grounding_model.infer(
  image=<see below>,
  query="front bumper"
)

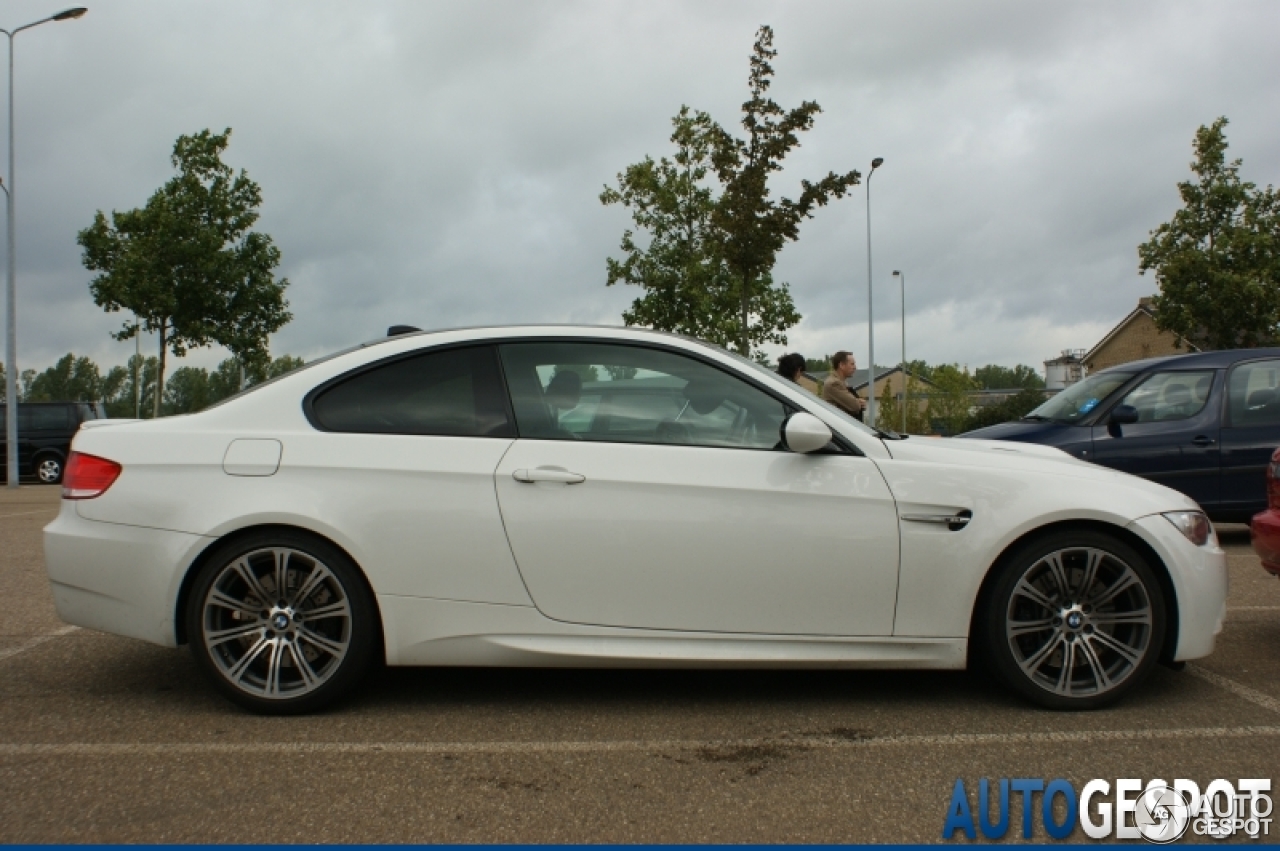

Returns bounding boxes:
[1127,513,1227,661]
[43,501,213,647]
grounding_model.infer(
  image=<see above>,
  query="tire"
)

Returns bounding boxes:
[185,530,379,715]
[34,454,64,485]
[981,530,1166,710]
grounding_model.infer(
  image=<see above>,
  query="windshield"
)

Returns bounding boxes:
[1026,371,1134,423]
[696,342,880,436]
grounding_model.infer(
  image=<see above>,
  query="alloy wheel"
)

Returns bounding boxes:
[200,547,353,699]
[1003,546,1154,699]
[36,457,62,484]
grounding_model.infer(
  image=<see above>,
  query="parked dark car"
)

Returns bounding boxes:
[958,349,1280,522]
[0,401,107,484]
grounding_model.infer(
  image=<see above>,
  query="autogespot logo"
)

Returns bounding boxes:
[942,777,1272,842]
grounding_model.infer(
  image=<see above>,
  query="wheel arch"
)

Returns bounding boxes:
[966,519,1179,667]
[173,523,385,651]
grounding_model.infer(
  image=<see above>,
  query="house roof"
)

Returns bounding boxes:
[813,366,936,392]
[1084,298,1199,364]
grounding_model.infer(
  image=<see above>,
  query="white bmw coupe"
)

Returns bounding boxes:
[45,326,1227,714]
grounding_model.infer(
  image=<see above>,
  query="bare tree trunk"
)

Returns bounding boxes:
[154,324,167,419]
[739,270,751,355]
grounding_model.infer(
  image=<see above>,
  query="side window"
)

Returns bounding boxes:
[1228,360,1280,428]
[25,406,73,431]
[1116,371,1214,423]
[498,342,787,450]
[311,345,513,437]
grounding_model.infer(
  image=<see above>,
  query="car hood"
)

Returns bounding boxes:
[957,419,1077,443]
[881,435,1199,513]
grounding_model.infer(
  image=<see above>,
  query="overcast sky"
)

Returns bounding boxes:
[5,0,1279,378]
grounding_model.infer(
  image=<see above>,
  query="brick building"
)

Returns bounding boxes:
[1083,297,1196,373]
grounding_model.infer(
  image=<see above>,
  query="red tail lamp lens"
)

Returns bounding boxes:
[62,452,122,499]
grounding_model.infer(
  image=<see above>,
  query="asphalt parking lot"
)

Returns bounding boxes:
[1,485,1277,843]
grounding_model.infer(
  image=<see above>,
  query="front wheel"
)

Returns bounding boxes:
[982,531,1166,710]
[185,531,379,714]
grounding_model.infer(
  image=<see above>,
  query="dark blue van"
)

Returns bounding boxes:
[958,349,1280,522]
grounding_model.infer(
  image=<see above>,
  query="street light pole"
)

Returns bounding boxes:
[2,7,88,488]
[893,269,905,434]
[864,157,883,430]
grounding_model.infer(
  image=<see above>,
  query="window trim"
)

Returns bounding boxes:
[301,342,518,438]
[493,336,859,455]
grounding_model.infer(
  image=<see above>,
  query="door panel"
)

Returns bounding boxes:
[496,440,899,635]
[491,340,901,636]
[1221,359,1280,517]
[1089,370,1221,508]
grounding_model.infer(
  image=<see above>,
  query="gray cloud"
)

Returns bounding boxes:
[5,0,1278,378]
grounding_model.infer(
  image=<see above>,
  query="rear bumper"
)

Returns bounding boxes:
[1128,513,1228,661]
[1250,510,1280,577]
[43,501,212,647]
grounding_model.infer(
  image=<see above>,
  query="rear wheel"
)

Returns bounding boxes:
[185,531,378,714]
[983,531,1166,710]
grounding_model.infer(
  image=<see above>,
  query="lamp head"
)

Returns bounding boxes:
[52,7,88,20]
[871,157,884,169]
[893,270,901,276]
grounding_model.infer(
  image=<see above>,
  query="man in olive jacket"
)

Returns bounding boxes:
[823,351,867,420]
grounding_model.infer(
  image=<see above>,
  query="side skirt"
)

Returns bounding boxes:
[379,595,966,669]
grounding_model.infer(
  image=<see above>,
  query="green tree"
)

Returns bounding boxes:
[974,363,1045,390]
[964,387,1048,432]
[875,376,932,435]
[163,366,212,415]
[24,354,104,402]
[707,26,861,355]
[601,108,737,344]
[1139,117,1280,349]
[927,364,979,436]
[102,355,159,418]
[77,128,292,417]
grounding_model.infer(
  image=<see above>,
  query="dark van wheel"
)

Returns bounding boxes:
[35,455,64,484]
[185,530,378,715]
[982,530,1166,710]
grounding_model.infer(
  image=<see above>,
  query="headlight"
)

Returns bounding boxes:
[1162,511,1212,546]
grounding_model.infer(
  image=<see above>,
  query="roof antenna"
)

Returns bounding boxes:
[387,325,421,336]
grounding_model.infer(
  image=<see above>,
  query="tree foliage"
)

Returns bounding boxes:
[708,26,861,355]
[964,387,1048,432]
[926,364,980,436]
[602,26,857,357]
[601,108,736,343]
[5,351,303,417]
[973,363,1044,390]
[1140,117,1280,350]
[77,128,291,416]
[874,375,932,435]
[21,354,104,403]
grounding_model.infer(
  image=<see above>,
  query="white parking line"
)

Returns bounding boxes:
[1,725,1278,758]
[1187,664,1280,715]
[0,625,79,663]
[0,508,58,520]
[1227,606,1280,611]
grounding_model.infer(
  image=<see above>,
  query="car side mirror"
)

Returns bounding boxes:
[782,412,833,454]
[1109,405,1139,426]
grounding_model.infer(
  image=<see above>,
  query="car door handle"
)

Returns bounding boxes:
[512,467,586,484]
[1190,435,1216,447]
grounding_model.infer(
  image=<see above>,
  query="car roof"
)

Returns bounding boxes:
[1098,347,1280,373]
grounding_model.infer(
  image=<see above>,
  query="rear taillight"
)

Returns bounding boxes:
[62,451,122,500]
[1269,449,1280,511]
